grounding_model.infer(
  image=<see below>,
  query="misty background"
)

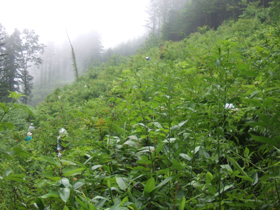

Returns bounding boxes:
[1,0,149,48]
[0,0,152,105]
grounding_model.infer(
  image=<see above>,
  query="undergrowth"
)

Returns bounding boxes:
[1,3,280,210]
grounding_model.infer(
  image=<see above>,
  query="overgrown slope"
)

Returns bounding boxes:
[1,3,280,209]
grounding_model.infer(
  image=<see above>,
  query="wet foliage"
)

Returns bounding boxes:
[1,2,280,209]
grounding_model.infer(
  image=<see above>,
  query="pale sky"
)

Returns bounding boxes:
[0,0,149,48]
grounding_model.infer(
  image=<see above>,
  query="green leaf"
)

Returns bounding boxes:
[244,147,249,157]
[41,190,59,199]
[250,91,260,98]
[123,140,138,148]
[63,168,86,176]
[120,196,128,207]
[152,143,164,158]
[61,159,77,166]
[127,187,135,201]
[4,177,26,182]
[179,196,186,210]
[92,195,109,201]
[250,134,279,146]
[237,175,254,182]
[109,207,128,210]
[178,120,188,127]
[171,120,188,130]
[272,111,280,124]
[259,172,280,181]
[35,198,45,210]
[214,184,234,197]
[73,180,86,190]
[59,188,70,203]
[179,153,192,161]
[202,149,210,158]
[5,169,13,177]
[4,174,26,182]
[91,165,103,171]
[128,203,138,210]
[8,174,25,178]
[220,164,232,172]
[75,196,88,209]
[63,205,69,210]
[46,177,61,181]
[144,177,155,198]
[153,122,162,128]
[61,178,70,188]
[252,172,258,186]
[20,104,35,117]
[0,102,8,112]
[194,146,200,154]
[8,91,25,100]
[154,176,174,190]
[185,203,193,210]
[40,156,61,167]
[89,203,97,210]
[206,172,213,184]
[242,98,262,107]
[107,180,113,202]
[114,124,125,136]
[214,59,220,67]
[228,157,253,182]
[116,177,127,190]
[128,135,138,140]
[246,121,267,127]
[163,138,176,143]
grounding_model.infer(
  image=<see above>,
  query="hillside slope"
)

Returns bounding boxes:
[1,3,280,209]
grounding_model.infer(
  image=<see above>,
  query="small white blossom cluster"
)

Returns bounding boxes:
[224,103,235,109]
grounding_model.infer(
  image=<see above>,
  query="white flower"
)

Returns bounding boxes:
[224,103,235,109]
[58,96,61,100]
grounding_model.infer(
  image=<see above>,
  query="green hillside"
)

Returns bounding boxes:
[1,2,280,209]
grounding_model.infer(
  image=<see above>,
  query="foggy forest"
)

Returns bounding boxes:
[1,0,280,209]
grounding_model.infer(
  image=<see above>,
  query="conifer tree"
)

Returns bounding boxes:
[145,0,188,38]
[0,28,44,103]
[145,0,161,36]
[18,29,44,104]
[4,29,22,96]
[0,24,9,102]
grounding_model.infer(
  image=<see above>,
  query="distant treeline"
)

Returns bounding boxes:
[161,0,273,41]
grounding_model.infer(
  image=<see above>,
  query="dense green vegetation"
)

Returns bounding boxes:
[1,1,280,209]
